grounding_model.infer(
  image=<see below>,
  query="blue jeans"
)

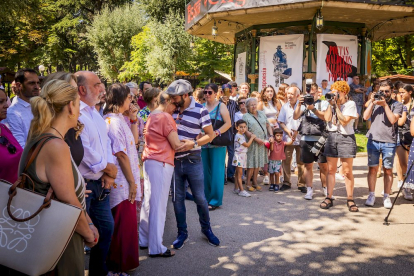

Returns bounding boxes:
[367,139,397,169]
[172,154,211,233]
[227,142,236,178]
[85,179,115,276]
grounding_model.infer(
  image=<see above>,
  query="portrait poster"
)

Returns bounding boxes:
[235,52,246,85]
[316,34,358,88]
[258,34,304,91]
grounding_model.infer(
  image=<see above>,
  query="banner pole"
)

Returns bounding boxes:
[307,14,316,73]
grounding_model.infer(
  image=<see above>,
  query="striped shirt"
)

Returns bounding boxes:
[221,99,239,132]
[173,96,212,158]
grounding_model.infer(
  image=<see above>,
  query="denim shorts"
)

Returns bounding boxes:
[324,132,357,158]
[367,139,397,169]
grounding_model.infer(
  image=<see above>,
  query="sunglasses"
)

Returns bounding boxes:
[0,136,17,154]
[175,113,184,125]
[204,90,214,95]
[99,188,111,201]
[238,101,246,105]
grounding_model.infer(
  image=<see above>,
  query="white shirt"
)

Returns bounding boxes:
[78,101,114,180]
[278,101,301,145]
[327,100,357,135]
[3,96,33,148]
[234,111,245,123]
[230,94,239,101]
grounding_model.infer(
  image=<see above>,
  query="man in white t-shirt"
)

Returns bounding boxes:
[278,87,305,191]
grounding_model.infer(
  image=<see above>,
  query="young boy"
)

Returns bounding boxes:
[233,119,256,197]
[269,128,294,192]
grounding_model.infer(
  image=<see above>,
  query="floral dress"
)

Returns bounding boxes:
[104,113,142,209]
[242,110,269,168]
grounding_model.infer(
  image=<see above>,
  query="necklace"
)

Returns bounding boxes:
[50,126,64,140]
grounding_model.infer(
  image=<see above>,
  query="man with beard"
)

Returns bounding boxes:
[165,79,220,250]
[363,79,403,209]
[76,71,117,275]
[95,83,107,116]
[4,69,40,147]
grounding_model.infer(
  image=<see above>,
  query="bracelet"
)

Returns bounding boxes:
[215,129,221,136]
[130,118,138,124]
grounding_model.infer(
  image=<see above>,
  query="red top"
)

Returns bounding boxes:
[269,141,286,161]
[142,112,177,166]
[138,97,146,110]
[0,123,23,183]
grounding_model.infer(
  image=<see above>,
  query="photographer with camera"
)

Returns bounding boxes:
[363,79,403,209]
[322,81,358,211]
[293,80,329,200]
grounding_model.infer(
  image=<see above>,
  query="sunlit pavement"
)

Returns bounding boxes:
[124,156,414,275]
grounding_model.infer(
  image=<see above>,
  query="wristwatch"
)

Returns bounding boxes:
[193,140,198,148]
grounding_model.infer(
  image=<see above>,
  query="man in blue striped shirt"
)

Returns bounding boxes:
[166,79,220,249]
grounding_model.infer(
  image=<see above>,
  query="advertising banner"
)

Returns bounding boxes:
[258,34,304,91]
[235,52,246,85]
[316,34,358,88]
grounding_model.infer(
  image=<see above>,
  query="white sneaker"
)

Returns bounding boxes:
[365,193,376,207]
[233,189,240,194]
[335,173,345,181]
[238,190,251,197]
[402,188,413,201]
[383,196,392,209]
[304,187,313,200]
[398,180,404,189]
[263,176,270,185]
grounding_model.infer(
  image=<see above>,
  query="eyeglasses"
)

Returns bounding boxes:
[238,101,246,105]
[99,188,111,201]
[0,136,17,154]
[379,90,390,93]
[204,90,214,95]
[175,113,184,125]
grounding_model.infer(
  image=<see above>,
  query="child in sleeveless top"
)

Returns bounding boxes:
[233,119,256,197]
[269,128,293,192]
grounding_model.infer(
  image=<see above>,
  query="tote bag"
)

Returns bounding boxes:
[0,135,82,276]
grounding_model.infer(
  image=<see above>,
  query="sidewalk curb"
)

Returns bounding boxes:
[356,152,367,157]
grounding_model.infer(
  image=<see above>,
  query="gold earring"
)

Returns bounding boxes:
[69,114,75,119]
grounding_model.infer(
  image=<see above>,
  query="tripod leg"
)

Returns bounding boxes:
[384,159,414,224]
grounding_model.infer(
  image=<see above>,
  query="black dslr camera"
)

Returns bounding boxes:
[325,92,338,101]
[374,91,385,101]
[303,94,315,105]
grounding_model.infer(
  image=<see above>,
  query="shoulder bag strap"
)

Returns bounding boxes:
[213,102,221,129]
[249,112,266,136]
[7,135,57,222]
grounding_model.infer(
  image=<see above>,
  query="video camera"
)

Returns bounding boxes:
[303,79,314,105]
[374,91,385,101]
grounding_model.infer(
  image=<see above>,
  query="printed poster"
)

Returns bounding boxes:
[259,34,304,91]
[235,52,246,85]
[316,34,358,88]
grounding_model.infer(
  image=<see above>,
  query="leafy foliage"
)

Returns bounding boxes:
[87,4,145,80]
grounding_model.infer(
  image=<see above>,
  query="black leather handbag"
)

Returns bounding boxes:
[210,102,233,146]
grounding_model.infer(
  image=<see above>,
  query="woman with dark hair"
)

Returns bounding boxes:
[201,83,231,210]
[103,83,141,273]
[395,84,414,200]
[0,88,23,183]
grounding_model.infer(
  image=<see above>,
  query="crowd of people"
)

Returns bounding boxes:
[0,68,413,275]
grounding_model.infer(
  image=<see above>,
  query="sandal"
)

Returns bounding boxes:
[149,249,175,258]
[347,200,359,212]
[253,185,262,192]
[320,197,334,209]
[208,205,218,211]
[246,186,256,192]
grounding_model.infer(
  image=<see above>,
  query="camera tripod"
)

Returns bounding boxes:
[384,159,414,225]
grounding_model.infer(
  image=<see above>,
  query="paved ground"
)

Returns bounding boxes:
[90,155,414,275]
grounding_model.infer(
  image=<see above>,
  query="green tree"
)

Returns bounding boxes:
[87,3,145,80]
